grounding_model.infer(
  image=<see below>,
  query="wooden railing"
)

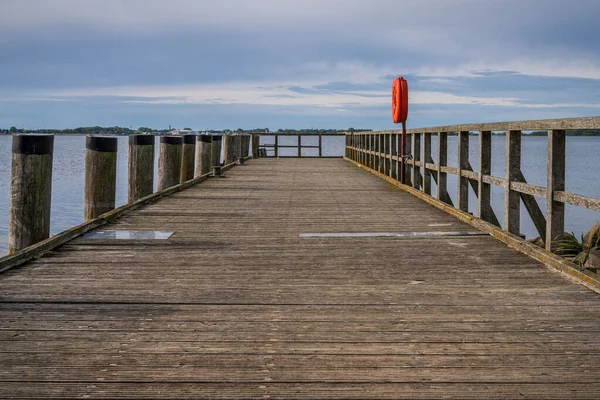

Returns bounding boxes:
[344,117,600,252]
[258,133,343,158]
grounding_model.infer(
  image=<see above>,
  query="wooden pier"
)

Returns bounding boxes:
[2,158,600,398]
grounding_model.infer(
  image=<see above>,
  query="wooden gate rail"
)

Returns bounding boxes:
[345,116,600,252]
[258,133,343,158]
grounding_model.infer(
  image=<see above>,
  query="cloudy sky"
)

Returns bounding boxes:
[1,0,600,130]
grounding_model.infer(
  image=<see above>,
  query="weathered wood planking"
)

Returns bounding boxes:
[1,158,600,399]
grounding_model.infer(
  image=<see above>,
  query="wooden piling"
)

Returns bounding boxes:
[84,136,118,222]
[223,136,236,165]
[252,135,260,158]
[8,134,54,254]
[180,135,196,182]
[211,135,222,167]
[195,135,213,177]
[128,135,155,203]
[157,136,183,191]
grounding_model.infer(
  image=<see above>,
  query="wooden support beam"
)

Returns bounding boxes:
[515,170,547,240]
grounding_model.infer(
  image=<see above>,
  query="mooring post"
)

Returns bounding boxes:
[8,135,54,254]
[180,135,196,182]
[234,135,242,161]
[252,134,260,158]
[223,135,236,165]
[195,135,213,177]
[243,135,251,158]
[128,134,155,203]
[84,135,118,222]
[158,136,183,191]
[211,135,222,168]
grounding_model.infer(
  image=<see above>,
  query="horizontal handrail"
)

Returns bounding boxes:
[356,116,600,134]
[344,117,600,262]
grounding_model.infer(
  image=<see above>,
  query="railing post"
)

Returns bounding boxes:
[378,134,384,174]
[158,136,183,191]
[128,134,155,203]
[211,135,222,167]
[437,132,450,204]
[546,129,566,250]
[274,134,279,158]
[362,134,367,166]
[391,133,398,180]
[85,136,118,222]
[412,133,421,189]
[458,131,469,212]
[318,135,323,158]
[298,135,302,157]
[195,135,213,177]
[478,131,493,222]
[386,133,394,178]
[423,133,432,195]
[404,133,412,185]
[180,135,196,182]
[8,135,54,254]
[505,130,521,235]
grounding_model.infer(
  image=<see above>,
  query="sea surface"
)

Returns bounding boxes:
[0,134,598,256]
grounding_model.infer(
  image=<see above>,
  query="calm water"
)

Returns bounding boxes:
[0,135,598,256]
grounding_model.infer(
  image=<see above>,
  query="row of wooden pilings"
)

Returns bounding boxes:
[8,133,260,255]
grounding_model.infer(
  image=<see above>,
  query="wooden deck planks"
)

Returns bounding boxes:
[1,158,600,398]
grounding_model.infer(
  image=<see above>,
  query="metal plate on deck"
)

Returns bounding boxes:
[300,231,488,238]
[83,230,174,240]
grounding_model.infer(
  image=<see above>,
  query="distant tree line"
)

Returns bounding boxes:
[0,126,170,135]
[0,126,374,135]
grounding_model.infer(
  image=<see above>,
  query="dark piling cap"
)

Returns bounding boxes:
[160,136,183,145]
[199,135,213,143]
[129,135,154,146]
[212,135,223,141]
[86,136,118,152]
[182,135,197,144]
[12,134,54,155]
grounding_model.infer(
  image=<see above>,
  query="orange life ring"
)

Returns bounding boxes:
[392,77,408,124]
